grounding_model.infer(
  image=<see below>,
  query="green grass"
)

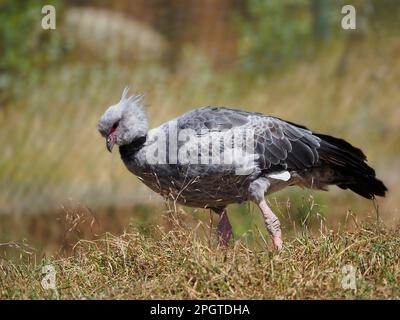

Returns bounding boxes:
[1,210,399,299]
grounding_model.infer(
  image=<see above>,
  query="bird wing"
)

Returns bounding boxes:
[177,106,250,132]
[250,116,321,172]
[175,106,321,173]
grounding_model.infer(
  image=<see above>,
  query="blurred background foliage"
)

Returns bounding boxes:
[0,1,64,95]
[2,0,399,80]
[0,0,399,255]
[237,0,315,72]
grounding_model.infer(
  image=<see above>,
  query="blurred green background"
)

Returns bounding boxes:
[0,0,399,255]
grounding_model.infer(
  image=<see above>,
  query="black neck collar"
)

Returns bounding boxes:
[119,135,147,158]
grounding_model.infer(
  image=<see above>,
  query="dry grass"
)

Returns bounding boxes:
[1,209,399,300]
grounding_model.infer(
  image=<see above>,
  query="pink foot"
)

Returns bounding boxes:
[272,235,283,251]
[258,200,284,251]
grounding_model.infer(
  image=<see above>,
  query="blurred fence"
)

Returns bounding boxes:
[1,1,399,216]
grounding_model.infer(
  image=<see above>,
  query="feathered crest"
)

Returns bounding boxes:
[120,86,145,106]
[121,86,130,101]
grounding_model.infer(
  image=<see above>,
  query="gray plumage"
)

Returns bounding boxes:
[98,88,387,248]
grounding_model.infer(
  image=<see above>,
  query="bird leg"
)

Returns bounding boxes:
[217,209,232,246]
[258,200,283,250]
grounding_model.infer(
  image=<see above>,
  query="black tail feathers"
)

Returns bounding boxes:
[315,133,387,199]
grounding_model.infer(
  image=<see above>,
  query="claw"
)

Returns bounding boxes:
[272,235,283,251]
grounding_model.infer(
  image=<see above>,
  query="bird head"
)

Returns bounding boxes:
[97,87,148,152]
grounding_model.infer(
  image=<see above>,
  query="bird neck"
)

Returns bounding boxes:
[119,135,147,159]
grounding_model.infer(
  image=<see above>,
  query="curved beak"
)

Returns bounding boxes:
[106,134,116,152]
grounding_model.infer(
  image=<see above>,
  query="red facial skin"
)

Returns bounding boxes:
[106,125,118,152]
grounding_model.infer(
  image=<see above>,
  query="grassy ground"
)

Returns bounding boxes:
[1,209,399,299]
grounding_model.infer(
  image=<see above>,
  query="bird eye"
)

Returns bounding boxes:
[112,122,119,129]
[109,121,119,134]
